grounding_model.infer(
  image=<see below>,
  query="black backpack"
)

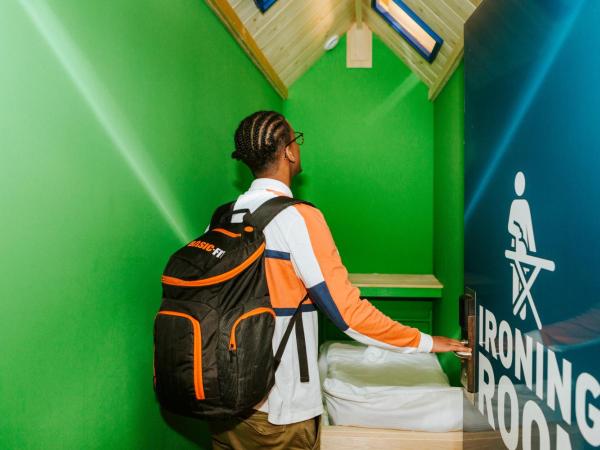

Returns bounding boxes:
[154,196,312,418]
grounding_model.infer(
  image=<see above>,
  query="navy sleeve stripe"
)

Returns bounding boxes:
[273,304,317,316]
[265,250,291,260]
[308,281,349,331]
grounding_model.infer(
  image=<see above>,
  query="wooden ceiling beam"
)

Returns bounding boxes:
[206,0,288,99]
[428,34,463,101]
[355,0,363,28]
[279,2,354,84]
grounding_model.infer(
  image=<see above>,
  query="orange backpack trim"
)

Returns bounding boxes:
[161,243,266,287]
[156,311,205,400]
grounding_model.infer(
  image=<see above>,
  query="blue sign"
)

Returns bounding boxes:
[465,0,600,448]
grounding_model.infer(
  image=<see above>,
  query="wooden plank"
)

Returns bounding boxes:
[281,43,324,87]
[239,0,295,37]
[280,3,354,85]
[355,0,363,27]
[349,273,443,289]
[428,42,463,101]
[359,286,442,298]
[463,430,505,450]
[442,0,476,21]
[273,0,351,75]
[322,426,462,450]
[280,5,352,86]
[425,0,465,31]
[206,0,288,99]
[347,22,373,68]
[260,0,345,62]
[232,0,262,24]
[252,0,312,40]
[427,0,484,100]
[403,0,461,44]
[468,0,485,7]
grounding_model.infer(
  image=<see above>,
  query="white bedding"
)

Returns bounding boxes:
[319,341,463,432]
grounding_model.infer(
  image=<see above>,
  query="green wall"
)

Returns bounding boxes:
[284,35,434,274]
[0,1,281,448]
[432,64,465,385]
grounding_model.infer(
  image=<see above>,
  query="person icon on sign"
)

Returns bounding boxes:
[508,172,536,318]
[508,172,536,254]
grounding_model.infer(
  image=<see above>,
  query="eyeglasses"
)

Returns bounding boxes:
[284,131,304,147]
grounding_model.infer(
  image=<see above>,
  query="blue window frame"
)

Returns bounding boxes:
[372,0,443,63]
[254,0,277,13]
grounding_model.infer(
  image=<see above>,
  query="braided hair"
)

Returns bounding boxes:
[232,111,291,175]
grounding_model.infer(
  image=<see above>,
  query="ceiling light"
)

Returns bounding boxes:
[372,0,443,63]
[324,34,340,51]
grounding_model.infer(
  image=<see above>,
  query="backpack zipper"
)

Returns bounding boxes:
[161,243,265,287]
[212,228,241,238]
[229,308,276,351]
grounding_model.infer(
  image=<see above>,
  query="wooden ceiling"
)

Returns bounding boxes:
[206,0,483,100]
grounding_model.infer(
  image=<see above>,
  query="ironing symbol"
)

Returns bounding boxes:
[505,172,555,330]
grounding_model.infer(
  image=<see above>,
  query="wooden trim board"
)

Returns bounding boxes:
[349,273,443,289]
[205,0,288,99]
[428,37,464,100]
[347,22,373,68]
[348,273,443,298]
[322,426,462,450]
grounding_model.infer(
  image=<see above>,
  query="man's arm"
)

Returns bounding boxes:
[285,204,432,353]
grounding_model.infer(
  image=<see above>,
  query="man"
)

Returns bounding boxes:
[208,111,470,450]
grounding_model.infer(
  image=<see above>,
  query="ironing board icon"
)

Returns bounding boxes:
[505,172,555,330]
[504,250,555,330]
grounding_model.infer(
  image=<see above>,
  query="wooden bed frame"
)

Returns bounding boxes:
[321,426,503,450]
[321,426,462,450]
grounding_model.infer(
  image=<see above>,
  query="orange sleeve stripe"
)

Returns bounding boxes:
[265,258,311,309]
[294,204,421,348]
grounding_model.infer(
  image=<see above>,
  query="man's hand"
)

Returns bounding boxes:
[431,336,471,354]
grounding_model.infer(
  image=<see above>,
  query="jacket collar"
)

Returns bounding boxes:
[248,178,293,198]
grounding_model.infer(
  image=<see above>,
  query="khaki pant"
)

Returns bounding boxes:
[208,410,321,450]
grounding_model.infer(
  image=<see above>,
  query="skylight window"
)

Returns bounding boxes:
[254,0,277,13]
[372,0,443,63]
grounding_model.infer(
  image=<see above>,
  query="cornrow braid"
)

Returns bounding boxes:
[232,111,291,174]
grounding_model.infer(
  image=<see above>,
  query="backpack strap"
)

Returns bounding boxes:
[252,196,313,383]
[210,202,253,229]
[273,294,311,383]
[209,202,235,229]
[248,196,314,231]
[294,303,310,383]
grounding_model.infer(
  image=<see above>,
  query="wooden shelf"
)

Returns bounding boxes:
[349,273,443,298]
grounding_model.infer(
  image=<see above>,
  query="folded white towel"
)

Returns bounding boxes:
[363,345,386,363]
[319,341,463,432]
